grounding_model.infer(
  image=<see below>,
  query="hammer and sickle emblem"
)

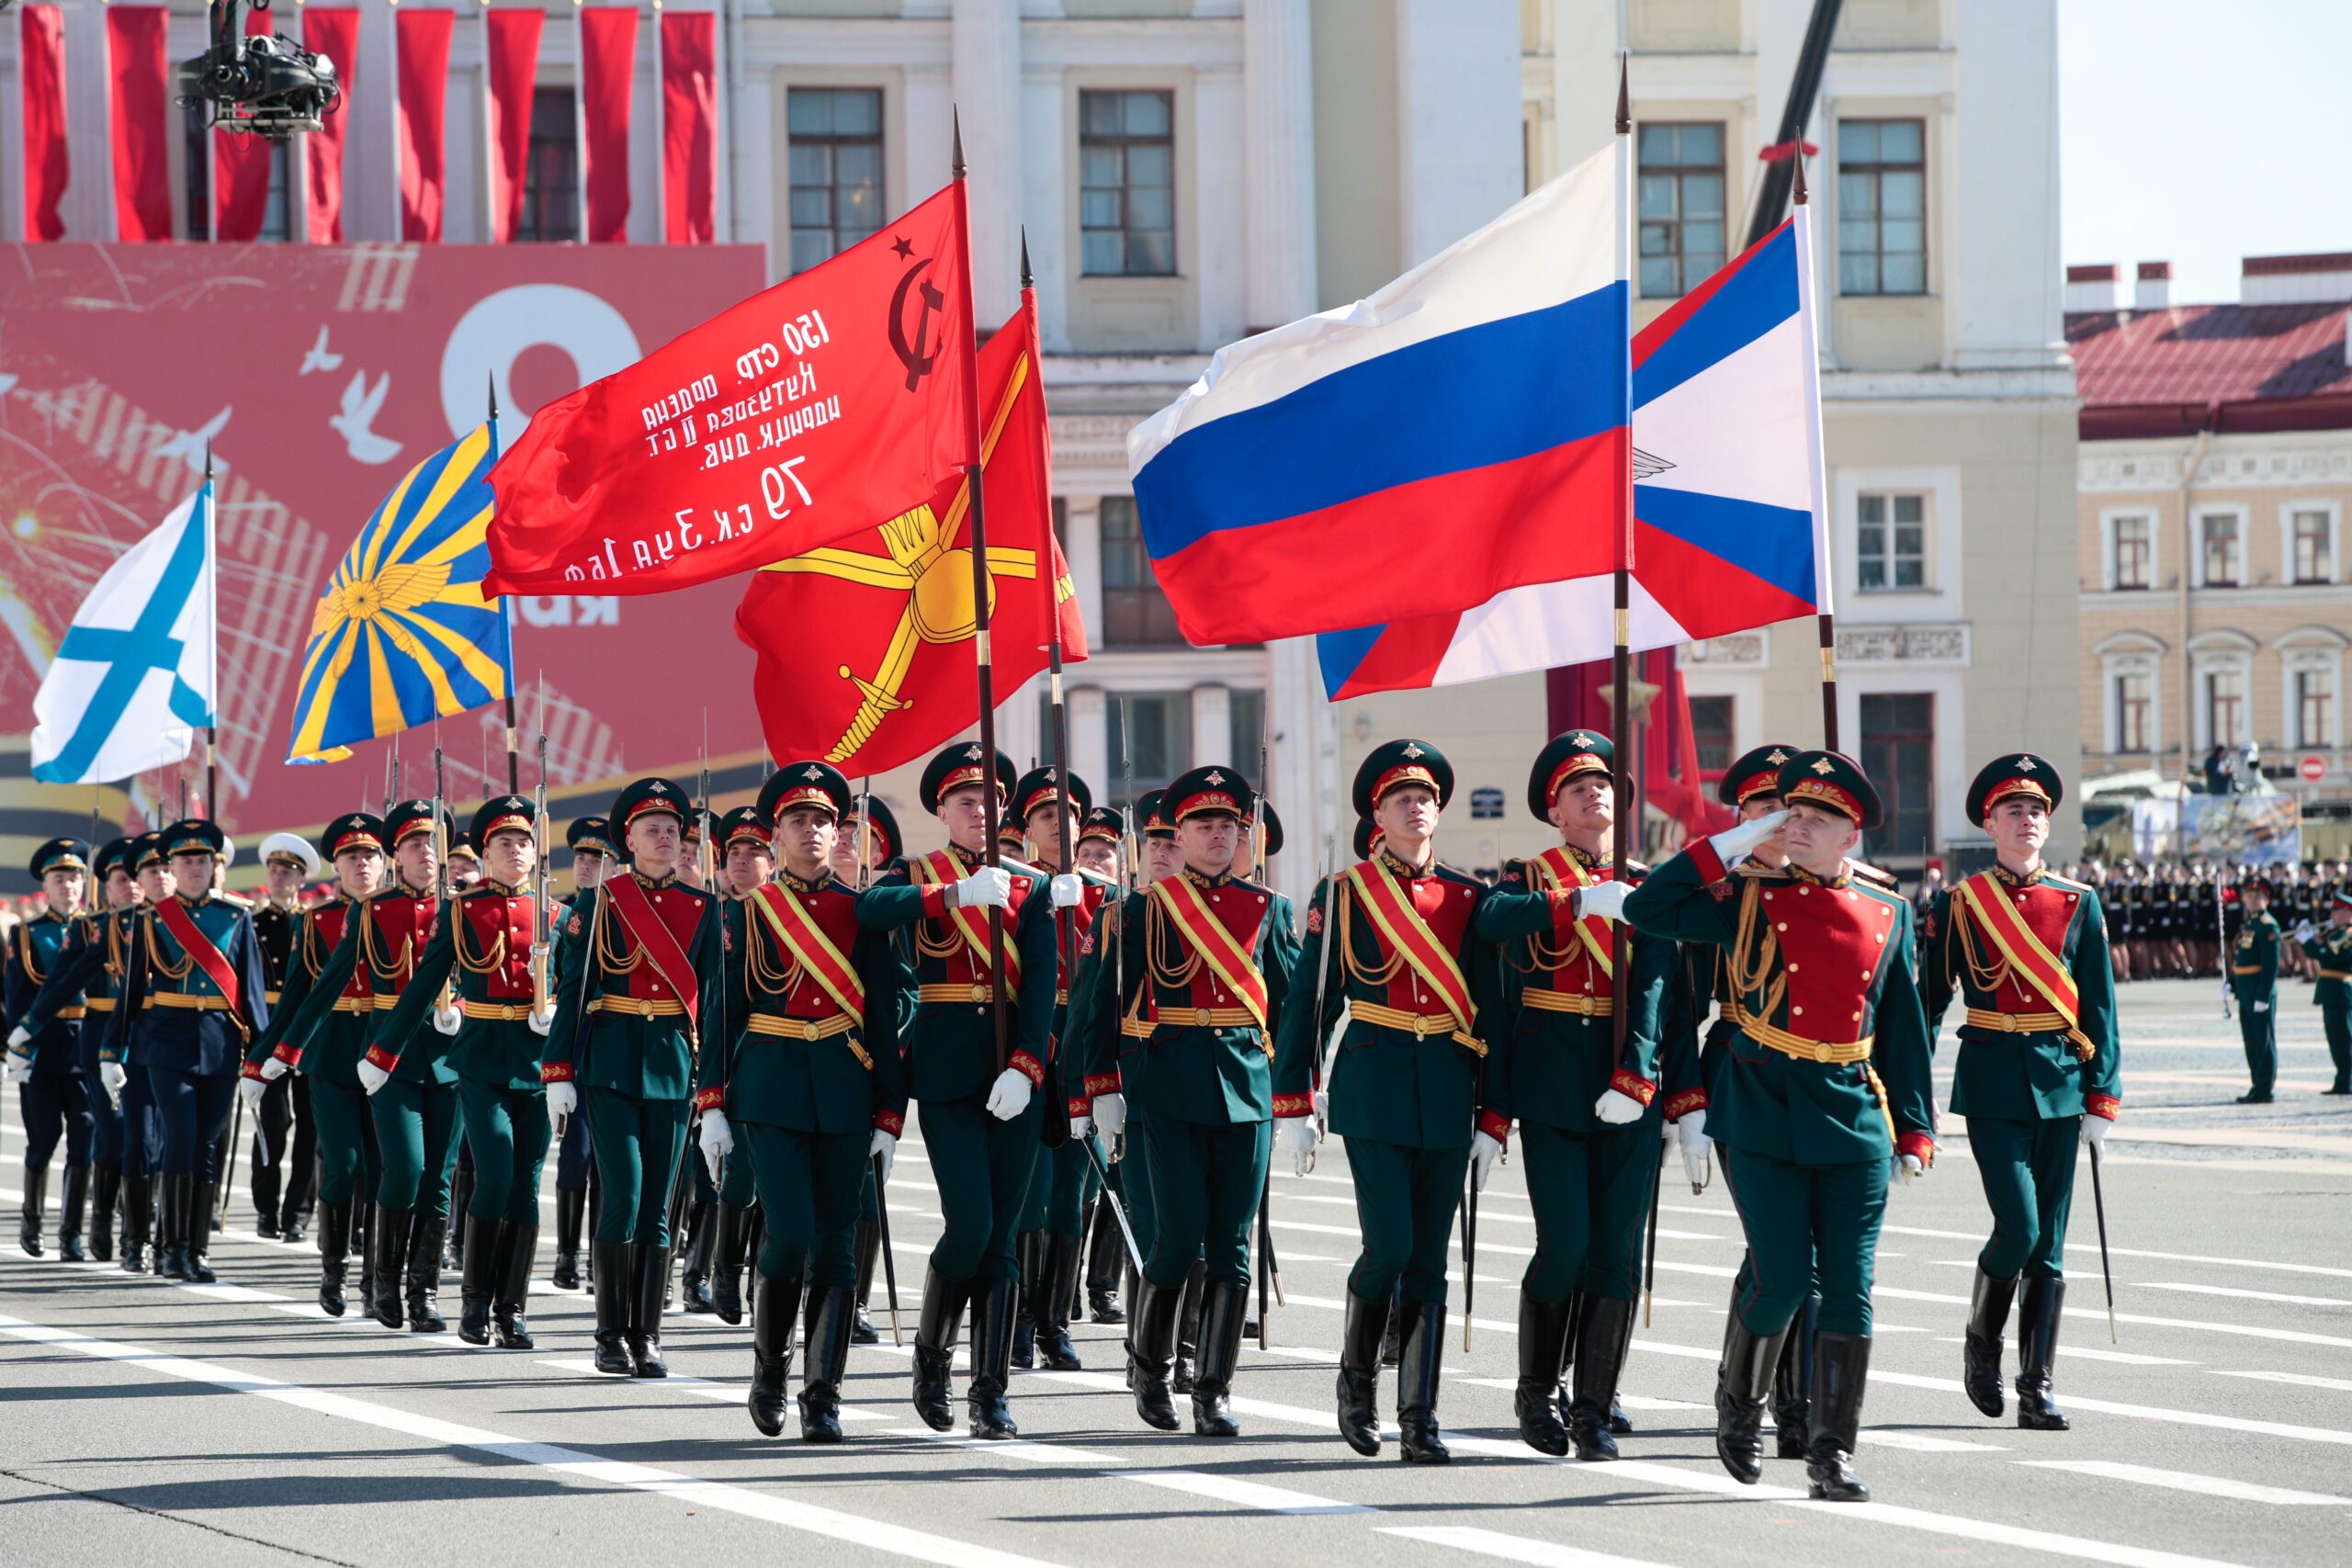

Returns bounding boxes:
[889,257,946,392]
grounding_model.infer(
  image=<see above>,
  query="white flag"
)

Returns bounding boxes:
[29,483,218,784]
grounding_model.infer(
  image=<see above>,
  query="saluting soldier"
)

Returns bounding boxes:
[250,832,324,1242]
[547,778,721,1379]
[2296,887,2352,1095]
[5,837,93,1258]
[835,790,905,1345]
[113,820,270,1284]
[695,761,910,1440]
[700,803,776,1326]
[1272,740,1504,1464]
[547,815,613,1292]
[855,743,1071,1439]
[1923,754,2120,1433]
[1087,766,1297,1437]
[2232,875,2282,1103]
[370,796,556,1348]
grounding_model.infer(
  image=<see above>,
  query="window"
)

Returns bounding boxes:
[1837,118,1926,296]
[2291,508,2333,584]
[1098,496,1184,646]
[1637,123,1725,299]
[2114,672,2152,753]
[2296,668,2336,750]
[1859,694,1933,852]
[257,141,292,242]
[182,109,291,241]
[2205,668,2245,747]
[1690,694,1734,775]
[1227,688,1266,768]
[1103,692,1193,793]
[1080,90,1175,276]
[2110,514,2152,590]
[2199,513,2241,587]
[1856,492,1927,591]
[788,88,884,273]
[517,88,579,243]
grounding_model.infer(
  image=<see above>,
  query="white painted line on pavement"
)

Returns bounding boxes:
[1863,1367,2352,1447]
[2136,1281,2352,1308]
[1862,1429,2007,1452]
[2016,1461,2349,1506]
[1930,1337,2195,1367]
[2208,1370,2352,1393]
[893,1428,1129,1465]
[0,1311,1072,1568]
[1870,1284,2352,1350]
[1380,1524,1675,1568]
[1115,1469,1371,1516]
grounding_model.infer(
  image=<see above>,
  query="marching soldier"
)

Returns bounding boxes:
[1272,740,1504,1464]
[835,791,904,1345]
[548,815,613,1292]
[6,837,93,1258]
[110,836,173,1271]
[1622,752,1936,1502]
[1923,754,2120,1433]
[548,778,721,1378]
[250,832,324,1242]
[1070,804,1132,1327]
[700,803,776,1326]
[855,743,1069,1439]
[2232,876,2282,1104]
[247,814,387,1315]
[2296,887,2352,1095]
[696,761,910,1440]
[371,796,556,1349]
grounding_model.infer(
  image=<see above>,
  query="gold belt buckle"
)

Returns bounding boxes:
[969,984,989,1004]
[638,998,655,1019]
[1194,1007,1213,1027]
[1999,1013,2018,1032]
[1414,1016,1431,1040]
[1813,1042,1833,1063]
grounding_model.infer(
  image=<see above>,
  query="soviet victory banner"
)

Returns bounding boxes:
[736,297,1085,777]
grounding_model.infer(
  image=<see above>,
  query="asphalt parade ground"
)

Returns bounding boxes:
[4,976,2349,1568]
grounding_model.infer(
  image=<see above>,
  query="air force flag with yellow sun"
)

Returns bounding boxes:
[287,422,514,763]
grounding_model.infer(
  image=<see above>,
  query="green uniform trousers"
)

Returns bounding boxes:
[2240,1004,2277,1096]
[1519,1114,1660,1305]
[917,1089,1043,1281]
[1019,1135,1103,1236]
[583,1087,690,1247]
[311,1077,381,1207]
[1139,1116,1268,1291]
[721,1139,758,1206]
[371,1077,461,1216]
[1120,1109,1160,1266]
[2324,1004,2349,1094]
[1344,1136,1469,1307]
[1721,1145,1886,1337]
[739,1121,866,1288]
[1968,1114,2080,1280]
[453,1078,550,1225]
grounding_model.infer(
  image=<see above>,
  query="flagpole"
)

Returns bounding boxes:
[1023,232,1079,1073]
[203,445,220,820]
[1792,154,1840,751]
[953,111,1011,1076]
[490,373,521,792]
[1608,54,1635,1068]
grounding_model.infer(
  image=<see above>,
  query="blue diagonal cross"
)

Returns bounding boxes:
[34,490,216,784]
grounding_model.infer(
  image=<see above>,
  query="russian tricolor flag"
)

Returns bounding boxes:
[1316,209,1831,699]
[1128,146,1627,648]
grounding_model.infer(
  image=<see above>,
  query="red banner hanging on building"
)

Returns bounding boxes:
[213,6,275,242]
[303,7,359,243]
[397,6,453,242]
[581,6,637,243]
[20,7,69,241]
[662,10,717,245]
[485,7,545,243]
[107,6,172,242]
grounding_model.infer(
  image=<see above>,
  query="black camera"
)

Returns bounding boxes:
[178,0,341,139]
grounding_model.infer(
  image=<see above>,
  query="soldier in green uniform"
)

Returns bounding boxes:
[547,777,721,1378]
[855,743,1067,1438]
[1623,751,1937,1503]
[6,837,92,1259]
[696,761,910,1440]
[249,834,323,1242]
[1069,804,1132,1327]
[369,796,556,1348]
[2296,888,2352,1095]
[1924,755,2121,1431]
[2232,876,2282,1103]
[834,791,905,1344]
[548,815,612,1292]
[1272,740,1505,1464]
[699,803,775,1326]
[1086,766,1297,1436]
[105,835,172,1271]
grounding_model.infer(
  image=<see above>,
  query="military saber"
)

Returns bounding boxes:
[1460,1169,1477,1351]
[873,1152,903,1346]
[1077,1134,1147,1275]
[217,1088,244,1227]
[2087,1139,2119,1344]
[1642,1134,1664,1326]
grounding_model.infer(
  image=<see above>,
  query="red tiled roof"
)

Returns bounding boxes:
[2067,299,2352,440]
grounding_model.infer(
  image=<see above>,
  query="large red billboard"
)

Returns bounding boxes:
[1,241,772,889]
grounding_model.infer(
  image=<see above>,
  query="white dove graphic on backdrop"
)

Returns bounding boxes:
[151,406,232,474]
[330,371,402,466]
[300,326,345,377]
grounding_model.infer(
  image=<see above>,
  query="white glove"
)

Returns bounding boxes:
[1469,1129,1504,1193]
[1576,880,1632,923]
[1069,1112,1092,1139]
[1276,1116,1320,1177]
[1312,1088,1329,1121]
[2252,999,2268,1013]
[100,1061,127,1105]
[699,1108,734,1184]
[950,866,1013,909]
[1091,1090,1126,1139]
[1593,1088,1645,1125]
[238,1075,266,1111]
[1708,809,1791,870]
[2080,1113,2109,1148]
[259,1054,289,1081]
[1676,1109,1713,1190]
[1894,1151,1926,1187]
[432,1003,463,1036]
[358,1057,391,1096]
[527,1008,554,1038]
[6,1024,29,1051]
[1050,873,1083,908]
[546,1080,578,1121]
[2295,919,2317,942]
[985,1066,1034,1121]
[869,1128,897,1186]
[5,1052,28,1085]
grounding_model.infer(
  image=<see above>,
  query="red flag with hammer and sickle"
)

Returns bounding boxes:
[736,295,1086,777]
[483,184,974,598]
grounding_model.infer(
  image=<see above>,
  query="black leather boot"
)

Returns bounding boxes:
[1012,1232,1042,1370]
[160,1173,195,1280]
[1337,1289,1389,1456]
[551,1188,584,1291]
[353,1204,372,1305]
[253,1155,282,1240]
[405,1214,447,1332]
[1964,1264,2016,1419]
[1805,1331,1872,1501]
[458,1216,497,1345]
[119,1175,151,1273]
[630,1244,671,1376]
[748,1271,802,1437]
[1396,1298,1451,1464]
[493,1223,538,1348]
[1382,1284,1403,1367]
[1127,1272,1182,1431]
[90,1165,119,1263]
[1036,1233,1084,1372]
[185,1179,220,1282]
[57,1164,89,1261]
[710,1201,753,1325]
[1172,1259,1204,1393]
[1569,1295,1634,1461]
[966,1275,1020,1438]
[1714,1315,1792,1483]
[851,1216,881,1344]
[1192,1280,1247,1438]
[681,1197,716,1314]
[1085,1205,1126,1323]
[446,1168,473,1270]
[2016,1277,2071,1431]
[800,1284,855,1442]
[1772,1304,1812,1460]
[591,1241,632,1373]
[18,1163,49,1257]
[912,1268,969,1430]
[1513,1291,1574,1456]
[316,1200,351,1316]
[370,1204,413,1327]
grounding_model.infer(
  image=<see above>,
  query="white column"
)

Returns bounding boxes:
[952,0,1023,323]
[904,62,956,219]
[1190,683,1233,771]
[1061,493,1104,650]
[1267,637,1338,908]
[1392,0,1521,266]
[1241,0,1317,328]
[997,670,1045,775]
[1193,62,1248,349]
[1022,62,1069,350]
[1070,686,1110,802]
[59,0,111,240]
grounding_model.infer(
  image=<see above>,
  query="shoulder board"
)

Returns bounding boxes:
[1849,861,1900,891]
[1735,862,1789,881]
[1228,876,1274,900]
[2043,872,2093,894]
[1432,863,1482,886]
[220,891,254,909]
[1852,878,1909,908]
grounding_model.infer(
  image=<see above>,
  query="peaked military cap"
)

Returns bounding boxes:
[1529,730,1612,820]
[1252,801,1284,861]
[1353,738,1452,818]
[92,836,141,883]
[719,805,772,850]
[920,743,1017,815]
[28,837,88,880]
[1775,750,1883,831]
[160,818,226,859]
[566,816,614,857]
[1166,764,1254,824]
[760,760,852,823]
[608,777,690,835]
[469,795,537,850]
[844,795,901,864]
[130,832,166,873]
[259,830,324,881]
[2243,874,2276,897]
[1966,752,2064,827]
[320,813,387,862]
[1012,766,1093,829]
[2332,886,2352,911]
[1720,743,1800,808]
[1136,789,1174,839]
[1352,817,1384,862]
[1080,805,1125,846]
[384,799,448,847]
[447,831,481,864]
